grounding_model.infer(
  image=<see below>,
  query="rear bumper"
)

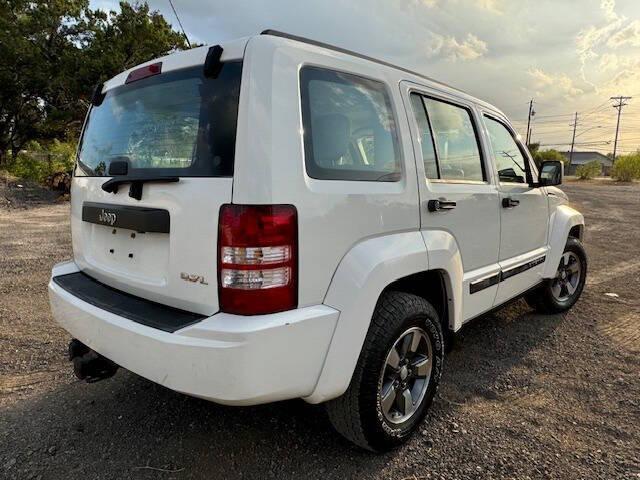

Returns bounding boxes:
[49,261,339,405]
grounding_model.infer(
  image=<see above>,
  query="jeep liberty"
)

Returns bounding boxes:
[49,31,587,451]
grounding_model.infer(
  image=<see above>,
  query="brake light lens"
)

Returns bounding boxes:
[125,62,162,84]
[218,204,297,315]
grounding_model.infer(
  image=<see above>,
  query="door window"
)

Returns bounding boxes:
[484,116,530,184]
[423,98,485,182]
[409,93,485,182]
[409,94,439,179]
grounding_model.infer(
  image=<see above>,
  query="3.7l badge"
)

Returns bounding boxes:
[180,272,208,285]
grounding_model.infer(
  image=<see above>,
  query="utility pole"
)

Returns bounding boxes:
[611,96,632,163]
[525,99,535,145]
[569,112,578,168]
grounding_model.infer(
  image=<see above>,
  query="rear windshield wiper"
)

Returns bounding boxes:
[102,176,179,200]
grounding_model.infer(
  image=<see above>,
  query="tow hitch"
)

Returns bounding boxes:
[68,339,118,383]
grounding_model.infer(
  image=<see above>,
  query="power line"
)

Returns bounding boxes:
[530,113,575,120]
[538,141,611,147]
[168,0,192,48]
[581,100,612,116]
[515,100,612,122]
[517,97,639,153]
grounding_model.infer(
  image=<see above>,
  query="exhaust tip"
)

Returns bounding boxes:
[69,339,118,383]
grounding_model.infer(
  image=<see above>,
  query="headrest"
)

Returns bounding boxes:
[373,126,395,167]
[312,113,351,166]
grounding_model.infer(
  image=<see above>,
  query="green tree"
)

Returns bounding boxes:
[531,148,565,168]
[0,1,189,166]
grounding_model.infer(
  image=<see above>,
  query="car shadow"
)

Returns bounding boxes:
[1,299,563,480]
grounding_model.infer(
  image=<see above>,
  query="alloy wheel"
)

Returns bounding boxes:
[378,327,432,424]
[551,251,582,302]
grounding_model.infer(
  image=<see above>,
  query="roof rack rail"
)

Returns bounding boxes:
[260,29,466,96]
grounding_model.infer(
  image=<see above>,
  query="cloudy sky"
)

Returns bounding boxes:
[92,0,640,154]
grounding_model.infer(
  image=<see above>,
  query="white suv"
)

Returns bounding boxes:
[49,31,587,451]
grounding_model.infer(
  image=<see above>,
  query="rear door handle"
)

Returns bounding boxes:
[427,199,457,212]
[502,197,520,208]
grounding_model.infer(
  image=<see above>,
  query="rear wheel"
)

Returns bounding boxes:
[526,237,587,314]
[326,291,444,452]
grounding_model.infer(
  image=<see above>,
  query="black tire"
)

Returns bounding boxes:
[325,291,444,452]
[526,237,587,314]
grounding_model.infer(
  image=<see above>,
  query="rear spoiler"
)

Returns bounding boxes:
[204,45,224,78]
[91,44,224,106]
[91,83,105,106]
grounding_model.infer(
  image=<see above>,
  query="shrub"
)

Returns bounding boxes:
[7,139,76,183]
[612,154,640,182]
[575,160,601,180]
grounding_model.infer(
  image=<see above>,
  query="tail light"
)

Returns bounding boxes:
[218,204,297,315]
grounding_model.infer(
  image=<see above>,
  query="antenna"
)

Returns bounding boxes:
[168,0,192,48]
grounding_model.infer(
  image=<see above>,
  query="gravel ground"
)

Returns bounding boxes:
[0,181,639,480]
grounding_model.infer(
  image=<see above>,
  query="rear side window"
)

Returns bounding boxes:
[76,62,242,177]
[300,66,402,181]
[410,95,485,182]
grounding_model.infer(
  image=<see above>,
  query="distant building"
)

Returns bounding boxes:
[562,151,613,176]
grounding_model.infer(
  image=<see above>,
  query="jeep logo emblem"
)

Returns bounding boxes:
[98,209,117,226]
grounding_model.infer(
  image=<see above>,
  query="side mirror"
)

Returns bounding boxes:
[538,160,563,187]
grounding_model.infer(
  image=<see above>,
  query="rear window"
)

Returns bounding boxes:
[76,62,242,177]
[300,66,402,182]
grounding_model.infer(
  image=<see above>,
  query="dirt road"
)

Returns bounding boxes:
[1,181,639,480]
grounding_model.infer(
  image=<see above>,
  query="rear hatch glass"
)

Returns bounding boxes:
[77,62,242,178]
[71,62,242,316]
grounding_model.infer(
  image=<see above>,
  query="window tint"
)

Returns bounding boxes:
[77,62,242,178]
[423,98,484,182]
[484,116,528,183]
[300,67,401,181]
[410,94,438,179]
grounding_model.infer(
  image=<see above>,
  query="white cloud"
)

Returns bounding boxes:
[528,68,584,98]
[428,33,488,61]
[607,19,640,47]
[88,0,640,152]
[576,4,625,86]
[475,0,503,14]
[601,0,617,21]
[417,0,439,7]
[575,0,640,91]
[611,67,639,85]
[602,58,640,92]
[599,53,620,72]
[413,0,502,12]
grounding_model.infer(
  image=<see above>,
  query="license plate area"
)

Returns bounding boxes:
[81,203,170,286]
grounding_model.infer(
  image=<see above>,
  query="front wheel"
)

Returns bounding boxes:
[325,291,444,452]
[526,237,587,314]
